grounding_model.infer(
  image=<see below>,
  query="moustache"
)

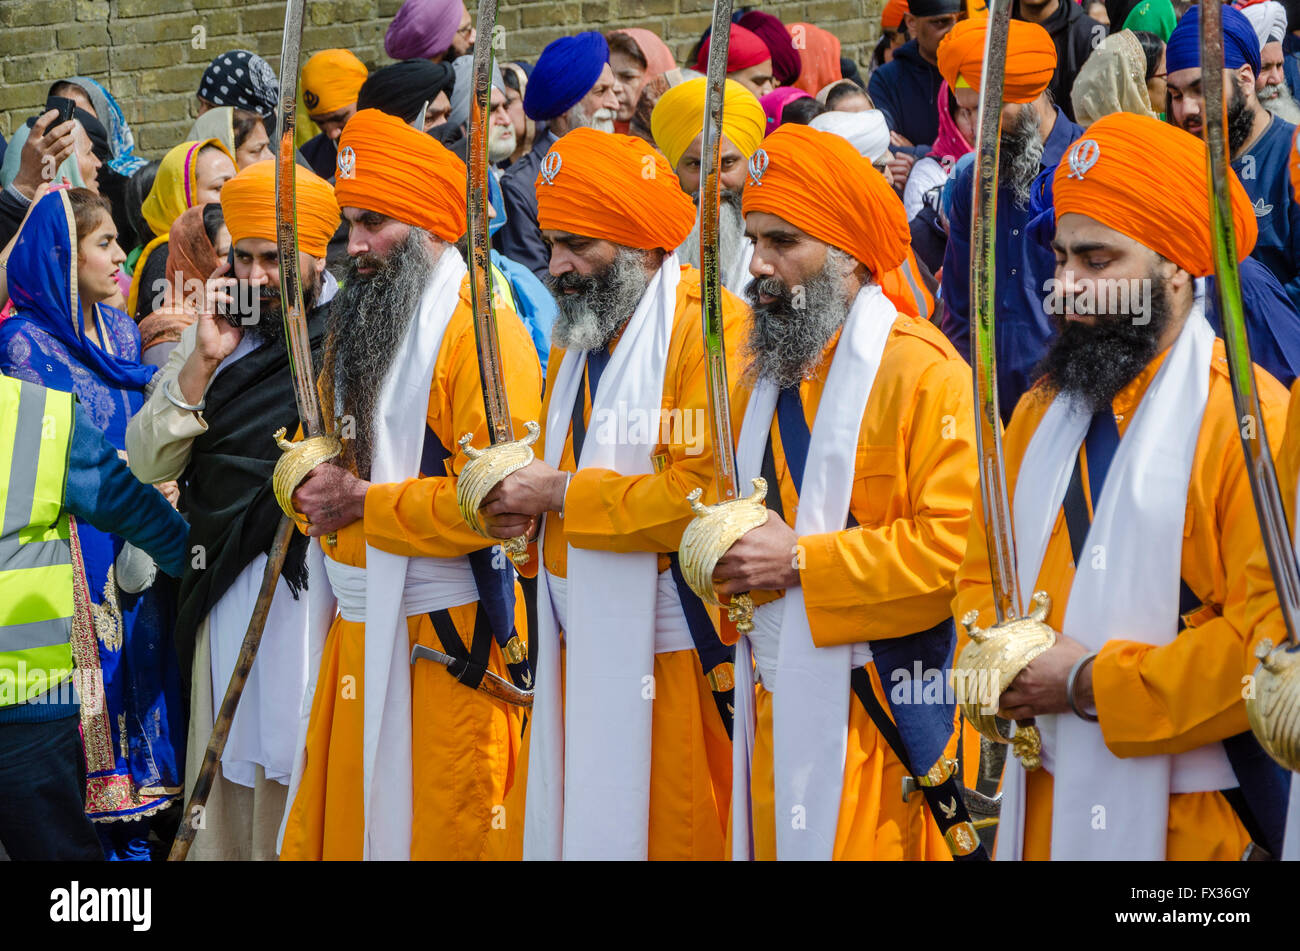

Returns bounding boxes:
[549,271,597,295]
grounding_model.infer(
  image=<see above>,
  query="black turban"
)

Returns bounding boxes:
[356,60,456,125]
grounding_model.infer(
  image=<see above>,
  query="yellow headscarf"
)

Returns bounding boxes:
[140,138,236,239]
[650,77,766,170]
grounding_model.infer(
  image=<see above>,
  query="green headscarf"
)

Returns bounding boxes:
[1123,0,1177,43]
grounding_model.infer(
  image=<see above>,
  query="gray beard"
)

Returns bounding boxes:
[1259,82,1300,124]
[742,247,855,388]
[326,228,435,479]
[1000,104,1044,210]
[546,247,652,353]
[563,100,615,134]
[677,189,746,283]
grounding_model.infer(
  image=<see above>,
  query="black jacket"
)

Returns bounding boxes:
[494,128,557,282]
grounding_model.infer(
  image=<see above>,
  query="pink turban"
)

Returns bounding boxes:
[385,0,465,60]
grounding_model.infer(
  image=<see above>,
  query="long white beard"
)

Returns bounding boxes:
[677,192,745,280]
[1260,83,1300,124]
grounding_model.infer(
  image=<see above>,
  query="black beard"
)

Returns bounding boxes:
[325,229,434,479]
[242,273,321,345]
[546,248,650,352]
[1227,78,1256,155]
[742,250,853,388]
[1034,271,1175,413]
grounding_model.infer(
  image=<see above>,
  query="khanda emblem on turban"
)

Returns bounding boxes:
[747,149,769,187]
[337,146,356,180]
[303,89,319,110]
[1067,139,1101,180]
[540,151,563,185]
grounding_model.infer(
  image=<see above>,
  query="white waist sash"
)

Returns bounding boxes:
[323,555,478,623]
[547,569,694,655]
[750,598,873,692]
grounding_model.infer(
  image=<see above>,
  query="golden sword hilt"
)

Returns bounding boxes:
[1246,637,1300,771]
[456,420,541,567]
[272,427,343,544]
[678,477,769,634]
[954,591,1057,771]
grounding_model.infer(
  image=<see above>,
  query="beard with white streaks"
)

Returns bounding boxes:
[546,246,653,352]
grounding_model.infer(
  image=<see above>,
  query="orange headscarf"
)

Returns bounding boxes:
[302,49,369,116]
[333,108,466,242]
[741,123,909,279]
[882,0,909,30]
[535,128,697,252]
[1053,113,1256,277]
[937,17,1056,103]
[788,22,842,96]
[219,160,341,258]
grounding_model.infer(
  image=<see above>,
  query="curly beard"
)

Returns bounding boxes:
[546,247,652,352]
[742,246,856,388]
[1000,103,1044,210]
[323,228,435,479]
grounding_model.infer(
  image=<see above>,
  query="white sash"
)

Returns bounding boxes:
[359,245,466,859]
[733,283,896,860]
[1002,304,1235,861]
[1283,480,1300,860]
[524,256,680,860]
[322,555,478,622]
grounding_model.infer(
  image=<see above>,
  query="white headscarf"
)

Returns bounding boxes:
[808,108,890,164]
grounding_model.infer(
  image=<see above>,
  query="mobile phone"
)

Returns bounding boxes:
[215,248,245,327]
[44,95,77,127]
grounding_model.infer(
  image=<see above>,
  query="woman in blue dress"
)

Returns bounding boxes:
[1,186,184,860]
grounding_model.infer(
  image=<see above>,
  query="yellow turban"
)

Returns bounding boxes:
[650,77,766,170]
[302,49,369,116]
[220,160,341,258]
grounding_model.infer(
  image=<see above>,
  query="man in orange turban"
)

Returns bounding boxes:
[938,16,1085,420]
[277,107,543,860]
[300,49,370,179]
[954,112,1291,861]
[703,123,977,861]
[475,127,749,859]
[124,159,341,861]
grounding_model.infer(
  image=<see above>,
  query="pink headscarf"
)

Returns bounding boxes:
[612,28,676,80]
[760,86,811,133]
[930,80,973,170]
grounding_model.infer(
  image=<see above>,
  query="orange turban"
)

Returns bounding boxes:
[302,49,369,116]
[1053,113,1256,277]
[741,123,909,279]
[937,18,1056,103]
[535,128,697,252]
[333,108,466,242]
[219,160,341,258]
[882,0,909,30]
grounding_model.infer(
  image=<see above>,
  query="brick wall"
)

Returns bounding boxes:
[1,0,883,155]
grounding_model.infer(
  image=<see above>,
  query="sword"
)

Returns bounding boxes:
[410,644,534,707]
[170,0,334,859]
[1199,1,1300,772]
[455,0,541,566]
[952,0,1056,774]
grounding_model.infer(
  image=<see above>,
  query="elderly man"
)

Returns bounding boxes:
[299,49,369,180]
[1167,4,1300,309]
[953,113,1290,860]
[712,124,977,861]
[125,160,343,860]
[385,0,475,63]
[651,77,767,295]
[496,32,621,280]
[478,128,750,860]
[939,17,1082,419]
[1240,0,1300,121]
[277,109,542,861]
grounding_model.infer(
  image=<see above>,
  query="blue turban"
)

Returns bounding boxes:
[523,31,609,121]
[1165,4,1261,76]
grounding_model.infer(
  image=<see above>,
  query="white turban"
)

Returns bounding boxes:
[808,108,891,164]
[1241,0,1288,51]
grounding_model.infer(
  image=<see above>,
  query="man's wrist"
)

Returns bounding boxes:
[553,470,573,515]
[351,479,371,522]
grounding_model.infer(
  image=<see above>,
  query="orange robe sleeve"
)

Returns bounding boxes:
[361,281,544,559]
[561,272,751,554]
[801,322,978,647]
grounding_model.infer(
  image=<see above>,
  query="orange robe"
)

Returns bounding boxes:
[538,265,748,860]
[952,340,1287,860]
[733,312,977,860]
[280,277,543,860]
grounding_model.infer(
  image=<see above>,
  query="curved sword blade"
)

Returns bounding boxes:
[1200,0,1300,647]
[970,0,1022,623]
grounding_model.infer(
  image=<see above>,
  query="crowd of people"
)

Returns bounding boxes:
[3,0,1300,862]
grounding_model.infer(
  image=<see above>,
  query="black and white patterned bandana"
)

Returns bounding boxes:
[197,49,280,117]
